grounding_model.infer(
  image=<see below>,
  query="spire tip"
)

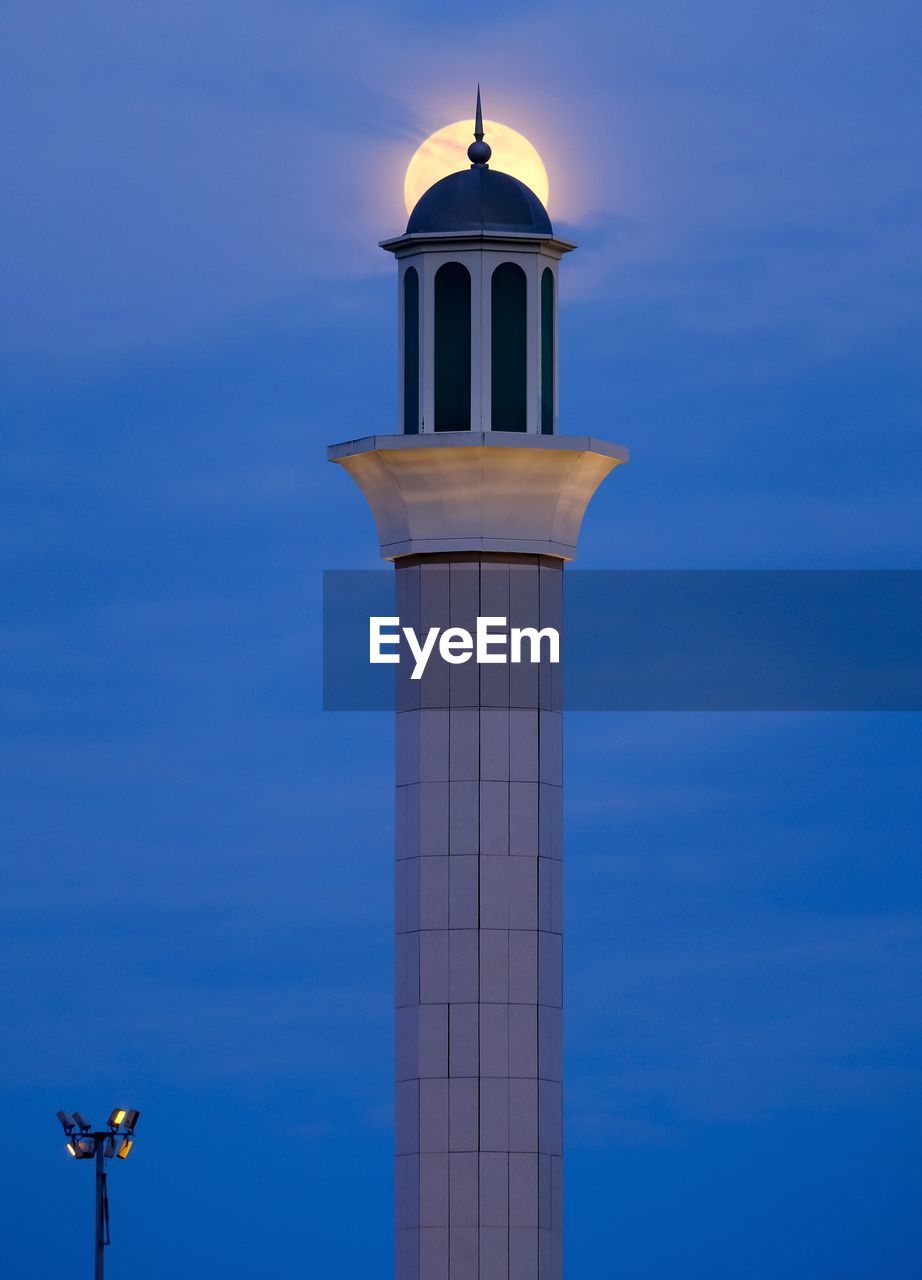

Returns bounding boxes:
[469,84,491,167]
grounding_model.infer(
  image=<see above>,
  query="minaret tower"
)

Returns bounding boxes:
[329,91,627,1280]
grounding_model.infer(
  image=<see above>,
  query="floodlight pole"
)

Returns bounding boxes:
[94,1135,107,1280]
[57,1107,138,1277]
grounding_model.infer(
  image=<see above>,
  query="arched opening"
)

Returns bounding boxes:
[491,262,527,432]
[403,267,419,434]
[541,267,555,434]
[434,262,471,431]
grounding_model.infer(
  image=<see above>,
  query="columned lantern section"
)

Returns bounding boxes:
[382,93,572,440]
[386,233,569,437]
[329,93,628,1280]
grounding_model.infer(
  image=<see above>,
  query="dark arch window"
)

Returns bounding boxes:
[434,262,471,431]
[403,267,419,434]
[491,262,527,432]
[541,267,555,434]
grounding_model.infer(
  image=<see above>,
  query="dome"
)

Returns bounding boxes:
[407,165,553,237]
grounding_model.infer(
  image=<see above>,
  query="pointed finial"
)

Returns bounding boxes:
[468,84,492,167]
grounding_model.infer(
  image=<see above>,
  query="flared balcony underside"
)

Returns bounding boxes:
[327,432,628,562]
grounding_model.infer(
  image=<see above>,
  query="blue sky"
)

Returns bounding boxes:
[2,1,921,1275]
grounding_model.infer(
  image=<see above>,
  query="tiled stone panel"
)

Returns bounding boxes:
[395,554,564,1280]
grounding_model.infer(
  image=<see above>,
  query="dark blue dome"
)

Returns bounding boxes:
[407,166,552,236]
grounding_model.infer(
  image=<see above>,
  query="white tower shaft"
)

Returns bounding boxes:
[394,553,563,1279]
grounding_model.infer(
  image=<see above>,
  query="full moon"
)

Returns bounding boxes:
[404,119,550,216]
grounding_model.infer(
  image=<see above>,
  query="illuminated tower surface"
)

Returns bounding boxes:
[329,92,628,1280]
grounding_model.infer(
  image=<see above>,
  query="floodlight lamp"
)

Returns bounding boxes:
[108,1108,127,1129]
[122,1108,140,1134]
[66,1142,77,1158]
[72,1111,92,1133]
[56,1110,75,1134]
[104,1136,116,1158]
[116,1139,133,1160]
[74,1137,96,1159]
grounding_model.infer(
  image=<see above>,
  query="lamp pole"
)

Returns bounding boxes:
[94,1135,108,1280]
[56,1108,138,1278]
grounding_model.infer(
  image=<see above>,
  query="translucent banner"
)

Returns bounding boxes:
[323,570,922,712]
